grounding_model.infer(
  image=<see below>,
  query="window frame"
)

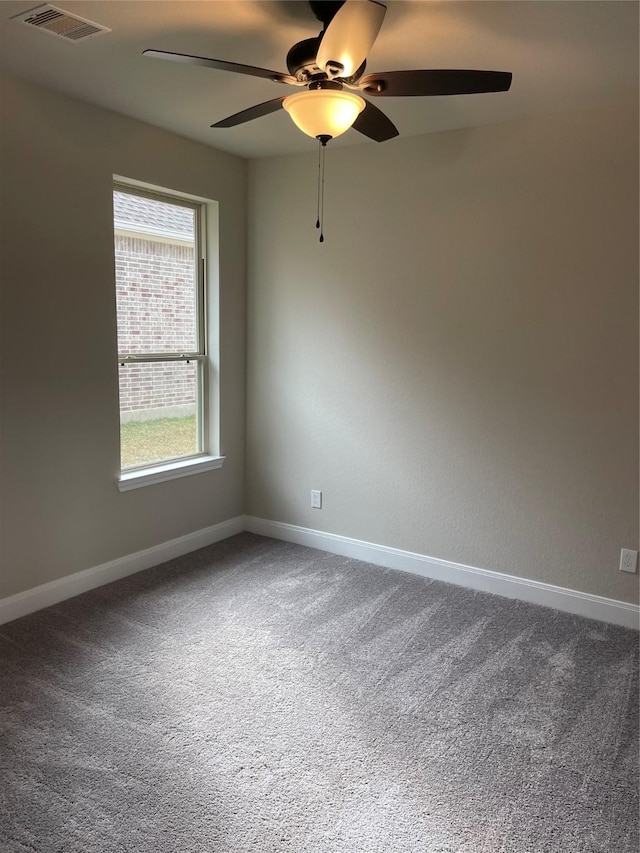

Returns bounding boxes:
[113,180,224,491]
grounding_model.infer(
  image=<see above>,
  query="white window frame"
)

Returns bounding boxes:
[113,179,224,491]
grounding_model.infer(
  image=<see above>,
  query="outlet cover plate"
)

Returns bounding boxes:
[620,549,638,573]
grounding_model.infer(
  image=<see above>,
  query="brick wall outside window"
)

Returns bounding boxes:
[115,234,198,418]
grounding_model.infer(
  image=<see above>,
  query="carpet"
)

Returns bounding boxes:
[1,533,638,852]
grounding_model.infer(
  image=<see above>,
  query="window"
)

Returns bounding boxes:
[113,182,223,490]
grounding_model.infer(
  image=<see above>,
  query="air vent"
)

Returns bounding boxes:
[11,4,110,42]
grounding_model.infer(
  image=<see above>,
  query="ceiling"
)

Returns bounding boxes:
[0,1,637,159]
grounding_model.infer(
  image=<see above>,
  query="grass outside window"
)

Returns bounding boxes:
[120,414,197,469]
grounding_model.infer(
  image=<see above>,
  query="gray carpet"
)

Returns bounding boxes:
[1,533,638,852]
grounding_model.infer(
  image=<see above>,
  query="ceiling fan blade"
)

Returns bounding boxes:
[352,100,398,143]
[143,49,296,85]
[211,97,286,129]
[317,0,386,79]
[359,69,513,97]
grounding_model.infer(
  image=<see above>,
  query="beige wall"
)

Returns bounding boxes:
[0,73,247,599]
[247,101,639,604]
[1,73,637,608]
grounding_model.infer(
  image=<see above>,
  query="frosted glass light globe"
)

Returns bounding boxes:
[283,90,365,140]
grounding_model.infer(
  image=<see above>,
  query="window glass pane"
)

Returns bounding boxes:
[114,191,198,355]
[119,361,199,469]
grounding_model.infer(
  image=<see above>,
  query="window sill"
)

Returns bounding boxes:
[117,455,225,491]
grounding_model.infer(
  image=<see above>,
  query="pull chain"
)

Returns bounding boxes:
[316,135,330,243]
[316,138,322,232]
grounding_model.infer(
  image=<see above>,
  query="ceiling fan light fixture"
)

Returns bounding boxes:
[283,89,365,140]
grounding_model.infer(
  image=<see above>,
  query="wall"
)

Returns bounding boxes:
[247,100,639,604]
[1,72,637,609]
[0,73,247,599]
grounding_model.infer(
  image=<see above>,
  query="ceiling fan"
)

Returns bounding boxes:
[143,0,513,145]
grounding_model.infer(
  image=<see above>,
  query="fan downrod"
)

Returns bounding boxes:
[309,1,345,28]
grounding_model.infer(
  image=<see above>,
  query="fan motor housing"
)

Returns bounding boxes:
[286,37,324,81]
[286,35,366,84]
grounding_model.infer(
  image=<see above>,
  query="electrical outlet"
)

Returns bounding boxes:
[311,490,322,509]
[620,549,638,574]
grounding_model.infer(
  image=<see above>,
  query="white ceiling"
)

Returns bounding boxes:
[0,1,637,159]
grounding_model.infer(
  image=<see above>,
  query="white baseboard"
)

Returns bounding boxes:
[244,516,640,630]
[0,516,244,626]
[3,514,637,630]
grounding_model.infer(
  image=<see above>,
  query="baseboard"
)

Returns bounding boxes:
[244,516,640,630]
[0,516,244,626]
[4,514,637,630]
